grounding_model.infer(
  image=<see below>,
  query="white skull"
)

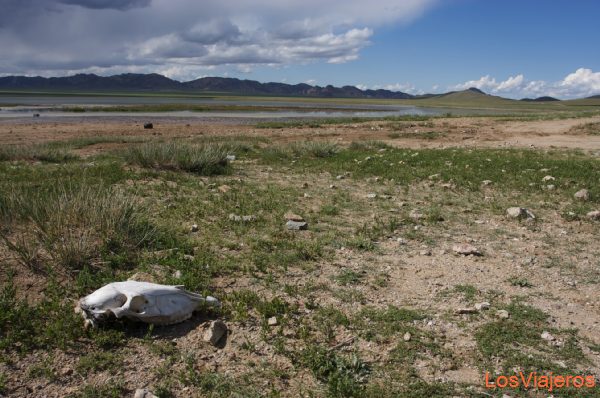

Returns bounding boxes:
[79,281,220,327]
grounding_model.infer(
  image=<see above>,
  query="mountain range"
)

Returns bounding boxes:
[1,73,595,101]
[0,73,415,99]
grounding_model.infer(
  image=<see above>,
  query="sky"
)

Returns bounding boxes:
[1,0,599,99]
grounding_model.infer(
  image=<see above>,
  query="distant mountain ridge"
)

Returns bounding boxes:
[520,96,559,102]
[0,73,414,99]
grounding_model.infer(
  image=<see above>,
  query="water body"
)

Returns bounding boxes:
[0,94,486,119]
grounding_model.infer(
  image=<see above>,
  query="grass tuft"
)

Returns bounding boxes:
[124,142,231,175]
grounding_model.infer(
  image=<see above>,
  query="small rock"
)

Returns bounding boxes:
[143,123,153,129]
[506,207,535,220]
[286,220,308,230]
[366,193,377,199]
[268,316,278,326]
[481,180,493,186]
[474,302,490,311]
[165,181,178,188]
[284,212,304,222]
[242,215,256,222]
[587,210,600,220]
[329,184,337,189]
[225,155,236,161]
[303,193,311,198]
[496,310,510,319]
[173,270,182,279]
[419,249,431,256]
[574,189,590,201]
[203,320,227,346]
[541,331,556,341]
[456,308,478,314]
[228,213,242,222]
[336,175,345,180]
[409,210,424,221]
[452,243,481,256]
[546,184,555,190]
[218,184,231,193]
[60,367,73,377]
[183,254,195,262]
[397,237,407,245]
[542,175,555,182]
[403,332,412,342]
[190,224,199,233]
[134,389,158,398]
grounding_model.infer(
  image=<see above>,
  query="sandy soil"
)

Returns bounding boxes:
[1,115,600,151]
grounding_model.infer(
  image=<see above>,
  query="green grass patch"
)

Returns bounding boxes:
[0,143,78,162]
[123,142,232,175]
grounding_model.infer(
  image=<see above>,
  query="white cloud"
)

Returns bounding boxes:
[0,0,436,76]
[559,68,600,97]
[496,74,524,91]
[452,69,600,99]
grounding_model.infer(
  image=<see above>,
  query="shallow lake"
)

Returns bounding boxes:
[0,94,495,119]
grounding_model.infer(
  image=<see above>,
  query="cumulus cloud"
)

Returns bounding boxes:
[0,0,436,79]
[452,69,600,99]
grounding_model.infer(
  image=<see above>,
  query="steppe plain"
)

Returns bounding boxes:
[1,94,600,397]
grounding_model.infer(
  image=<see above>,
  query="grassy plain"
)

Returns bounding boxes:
[0,109,600,397]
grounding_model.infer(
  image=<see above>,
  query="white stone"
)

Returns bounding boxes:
[203,320,228,346]
[574,189,590,201]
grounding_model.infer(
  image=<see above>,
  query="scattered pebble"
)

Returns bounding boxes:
[228,214,256,222]
[366,193,377,199]
[134,389,158,398]
[474,302,490,311]
[286,220,308,230]
[218,184,231,193]
[268,316,278,326]
[546,184,555,190]
[587,210,600,220]
[183,254,195,262]
[203,320,228,346]
[542,175,555,182]
[403,332,412,342]
[419,249,431,256]
[574,188,590,201]
[225,155,236,161]
[452,243,481,256]
[506,207,535,220]
[481,180,493,186]
[541,331,556,341]
[190,224,199,233]
[496,310,510,319]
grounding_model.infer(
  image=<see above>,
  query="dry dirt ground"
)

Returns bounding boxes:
[0,115,599,397]
[1,115,600,150]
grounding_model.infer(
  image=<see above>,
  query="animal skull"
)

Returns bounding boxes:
[79,281,220,327]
